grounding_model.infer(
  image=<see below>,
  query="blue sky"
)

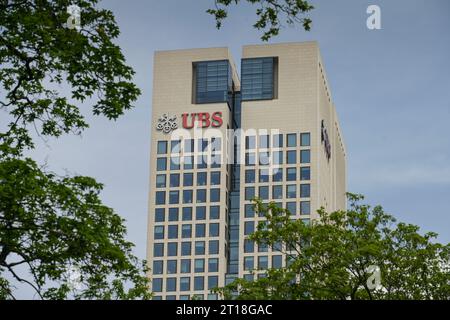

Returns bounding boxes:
[4,0,449,297]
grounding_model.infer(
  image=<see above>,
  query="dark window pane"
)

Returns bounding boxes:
[157,141,167,154]
[301,133,310,146]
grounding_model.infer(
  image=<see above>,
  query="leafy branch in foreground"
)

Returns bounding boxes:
[215,194,450,300]
[0,157,151,299]
[1,0,149,299]
[207,0,314,41]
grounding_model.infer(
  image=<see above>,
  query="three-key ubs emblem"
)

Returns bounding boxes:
[156,113,178,134]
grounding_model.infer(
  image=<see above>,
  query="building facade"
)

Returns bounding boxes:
[146,42,347,300]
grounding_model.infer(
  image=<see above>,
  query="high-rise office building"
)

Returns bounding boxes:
[147,42,347,300]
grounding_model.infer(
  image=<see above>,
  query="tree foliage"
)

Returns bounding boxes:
[0,0,149,299]
[215,194,450,300]
[207,0,314,41]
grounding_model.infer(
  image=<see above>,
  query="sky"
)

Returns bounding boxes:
[3,0,450,298]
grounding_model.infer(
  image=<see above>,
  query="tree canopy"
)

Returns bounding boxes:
[208,0,314,41]
[215,194,450,300]
[0,0,149,299]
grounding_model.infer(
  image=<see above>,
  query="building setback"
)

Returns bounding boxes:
[147,42,347,300]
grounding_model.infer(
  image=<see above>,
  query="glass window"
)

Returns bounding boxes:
[245,204,254,218]
[211,137,221,152]
[180,277,190,291]
[196,206,206,220]
[194,259,205,272]
[183,156,194,170]
[300,201,311,215]
[210,154,221,169]
[244,239,254,253]
[153,260,163,274]
[287,133,297,147]
[157,141,167,154]
[258,256,269,269]
[287,167,297,181]
[286,184,297,198]
[181,224,192,238]
[259,152,270,166]
[194,60,230,104]
[301,133,310,146]
[259,135,269,148]
[184,139,194,153]
[245,153,256,166]
[209,223,219,237]
[286,202,296,215]
[245,169,255,183]
[181,242,191,256]
[197,155,207,169]
[241,57,276,101]
[154,208,165,222]
[272,185,282,199]
[155,191,165,205]
[156,174,166,188]
[244,274,254,282]
[258,242,268,252]
[153,243,164,257]
[170,174,180,187]
[182,207,192,221]
[183,190,193,204]
[167,261,177,275]
[272,255,283,269]
[154,226,164,240]
[197,172,207,186]
[170,156,180,170]
[169,190,179,204]
[273,151,283,164]
[210,171,221,185]
[245,187,255,201]
[171,140,181,153]
[300,184,311,198]
[208,276,218,290]
[198,138,209,152]
[208,293,218,300]
[210,189,220,202]
[167,242,178,256]
[259,168,270,182]
[300,167,310,180]
[244,256,254,270]
[183,173,193,187]
[259,186,269,200]
[245,136,256,149]
[300,150,311,163]
[272,168,283,182]
[302,218,311,225]
[209,240,219,254]
[166,277,176,291]
[152,278,162,292]
[287,150,297,164]
[194,276,204,291]
[208,258,219,272]
[244,221,254,235]
[156,158,166,171]
[195,224,206,237]
[179,295,190,300]
[181,259,191,273]
[273,134,283,148]
[196,189,206,203]
[195,241,205,255]
[168,225,178,239]
[209,206,220,219]
[168,208,178,221]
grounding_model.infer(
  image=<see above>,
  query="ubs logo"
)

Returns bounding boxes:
[156,111,223,134]
[156,113,178,134]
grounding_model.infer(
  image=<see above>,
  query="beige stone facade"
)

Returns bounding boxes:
[147,42,346,300]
